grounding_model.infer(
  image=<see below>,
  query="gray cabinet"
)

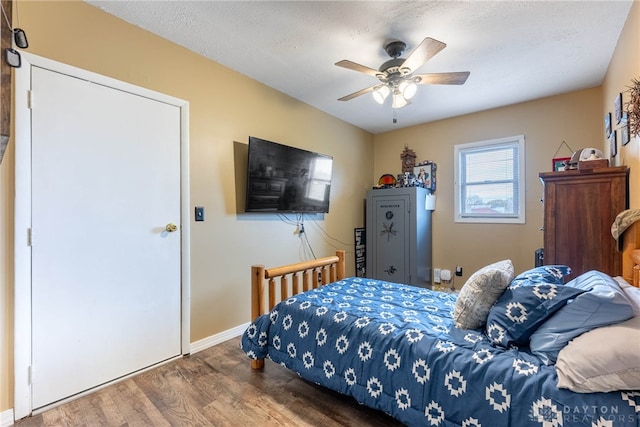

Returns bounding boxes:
[366,187,432,287]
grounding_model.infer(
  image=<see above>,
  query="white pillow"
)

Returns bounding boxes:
[556,315,640,393]
[453,260,514,329]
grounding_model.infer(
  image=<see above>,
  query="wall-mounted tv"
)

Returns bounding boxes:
[245,136,333,213]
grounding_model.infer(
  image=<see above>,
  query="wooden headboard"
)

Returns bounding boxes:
[251,250,346,319]
[250,250,346,369]
[621,220,640,287]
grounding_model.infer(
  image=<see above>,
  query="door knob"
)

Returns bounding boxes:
[165,223,178,233]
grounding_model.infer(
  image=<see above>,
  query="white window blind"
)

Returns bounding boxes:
[454,135,525,224]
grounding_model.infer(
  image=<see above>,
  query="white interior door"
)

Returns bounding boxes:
[29,65,183,409]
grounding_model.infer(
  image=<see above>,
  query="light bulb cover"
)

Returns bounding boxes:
[392,93,409,109]
[372,85,390,104]
[400,80,417,99]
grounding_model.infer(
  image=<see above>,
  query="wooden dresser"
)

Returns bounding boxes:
[539,166,628,281]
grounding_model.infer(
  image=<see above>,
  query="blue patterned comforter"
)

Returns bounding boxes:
[241,277,640,426]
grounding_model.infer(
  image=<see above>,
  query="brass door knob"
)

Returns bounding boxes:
[165,223,178,233]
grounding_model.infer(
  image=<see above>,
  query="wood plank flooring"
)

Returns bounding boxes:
[14,337,404,427]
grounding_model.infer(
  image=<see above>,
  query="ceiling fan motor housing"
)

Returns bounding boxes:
[384,40,406,58]
[378,58,405,78]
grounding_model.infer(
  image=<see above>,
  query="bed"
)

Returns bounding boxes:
[242,224,640,426]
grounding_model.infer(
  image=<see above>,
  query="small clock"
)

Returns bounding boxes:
[400,145,417,173]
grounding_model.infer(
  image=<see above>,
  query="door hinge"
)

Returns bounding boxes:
[27,90,33,109]
[27,228,32,246]
[28,365,33,385]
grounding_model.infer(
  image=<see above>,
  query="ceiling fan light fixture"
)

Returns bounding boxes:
[392,93,409,109]
[372,85,390,104]
[400,80,417,100]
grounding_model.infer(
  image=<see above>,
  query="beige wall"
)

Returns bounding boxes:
[0,99,13,413]
[1,0,639,416]
[0,0,373,412]
[373,88,603,281]
[603,0,640,207]
[372,1,640,286]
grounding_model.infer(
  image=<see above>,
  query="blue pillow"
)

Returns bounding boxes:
[529,270,634,365]
[485,283,585,347]
[510,265,572,288]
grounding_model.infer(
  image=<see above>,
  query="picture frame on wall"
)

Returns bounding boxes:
[615,93,623,124]
[621,112,631,146]
[610,130,617,157]
[552,157,571,172]
[605,112,612,138]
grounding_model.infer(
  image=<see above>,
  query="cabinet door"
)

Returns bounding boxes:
[371,195,410,283]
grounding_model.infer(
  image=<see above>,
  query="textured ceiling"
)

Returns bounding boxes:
[86,1,633,134]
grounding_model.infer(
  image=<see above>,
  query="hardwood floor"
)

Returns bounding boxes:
[14,337,404,427]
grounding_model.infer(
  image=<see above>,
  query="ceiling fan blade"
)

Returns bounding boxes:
[335,60,381,77]
[414,72,470,85]
[400,37,447,74]
[338,85,380,101]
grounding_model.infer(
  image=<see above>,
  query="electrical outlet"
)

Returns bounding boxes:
[455,265,463,276]
[433,268,441,284]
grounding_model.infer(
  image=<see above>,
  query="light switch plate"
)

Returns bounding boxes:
[195,206,205,221]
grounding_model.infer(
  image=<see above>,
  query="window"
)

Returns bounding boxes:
[454,135,525,224]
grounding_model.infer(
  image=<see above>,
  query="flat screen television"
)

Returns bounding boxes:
[245,136,333,213]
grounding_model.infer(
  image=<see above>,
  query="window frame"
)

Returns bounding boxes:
[454,135,525,224]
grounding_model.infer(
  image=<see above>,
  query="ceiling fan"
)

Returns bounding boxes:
[335,37,470,109]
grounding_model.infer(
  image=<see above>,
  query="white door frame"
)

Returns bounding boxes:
[13,52,191,420]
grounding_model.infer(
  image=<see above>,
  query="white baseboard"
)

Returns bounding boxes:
[0,409,14,427]
[2,323,250,423]
[189,322,249,354]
